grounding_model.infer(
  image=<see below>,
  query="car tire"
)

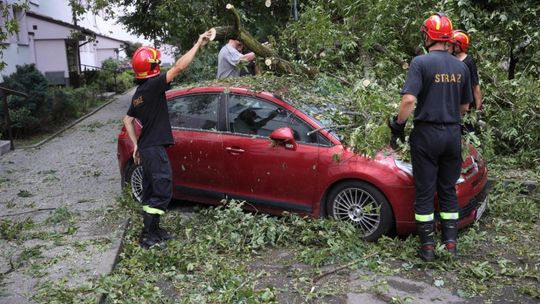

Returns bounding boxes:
[326,180,394,242]
[124,163,144,203]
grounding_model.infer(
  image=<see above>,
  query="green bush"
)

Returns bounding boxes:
[96,58,119,92]
[0,64,108,138]
[49,87,77,124]
[95,58,134,93]
[9,107,41,135]
[0,64,51,137]
[480,71,540,168]
[116,70,135,92]
[81,69,100,86]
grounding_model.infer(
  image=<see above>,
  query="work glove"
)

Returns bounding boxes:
[388,116,406,150]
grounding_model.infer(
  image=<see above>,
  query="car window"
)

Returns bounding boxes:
[168,94,219,130]
[228,94,321,144]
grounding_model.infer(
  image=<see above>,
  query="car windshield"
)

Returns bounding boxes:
[282,99,342,142]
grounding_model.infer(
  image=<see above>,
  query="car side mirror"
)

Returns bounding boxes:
[269,127,297,150]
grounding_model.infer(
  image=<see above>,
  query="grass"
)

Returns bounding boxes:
[17,190,33,198]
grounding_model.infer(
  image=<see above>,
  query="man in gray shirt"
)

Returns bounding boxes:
[217,39,255,79]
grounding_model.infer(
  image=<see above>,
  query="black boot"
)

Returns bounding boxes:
[416,221,435,262]
[155,215,174,241]
[441,219,458,258]
[139,212,162,249]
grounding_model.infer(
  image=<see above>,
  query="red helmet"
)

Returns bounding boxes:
[132,46,161,79]
[451,29,470,52]
[421,13,453,41]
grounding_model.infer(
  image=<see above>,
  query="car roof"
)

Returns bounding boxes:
[167,86,274,100]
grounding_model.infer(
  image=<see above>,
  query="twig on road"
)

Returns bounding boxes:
[312,251,378,283]
[0,207,56,218]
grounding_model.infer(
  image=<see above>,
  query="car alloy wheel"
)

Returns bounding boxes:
[129,165,144,203]
[327,181,393,241]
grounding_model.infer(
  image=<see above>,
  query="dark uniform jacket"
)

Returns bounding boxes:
[401,50,473,123]
[127,73,173,148]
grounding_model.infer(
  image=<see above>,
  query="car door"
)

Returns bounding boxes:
[221,93,322,214]
[167,93,230,202]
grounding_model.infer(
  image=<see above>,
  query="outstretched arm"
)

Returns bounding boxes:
[166,32,212,83]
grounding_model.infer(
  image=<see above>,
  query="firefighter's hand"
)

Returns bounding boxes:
[133,145,141,165]
[388,116,406,150]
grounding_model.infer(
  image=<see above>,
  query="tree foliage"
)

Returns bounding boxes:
[81,1,293,50]
[73,0,539,169]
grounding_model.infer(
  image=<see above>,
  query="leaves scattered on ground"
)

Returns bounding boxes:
[29,181,538,303]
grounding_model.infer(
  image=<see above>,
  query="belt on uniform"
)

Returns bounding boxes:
[414,121,459,128]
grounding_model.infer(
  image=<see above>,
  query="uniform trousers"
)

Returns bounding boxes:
[139,145,172,211]
[410,122,462,217]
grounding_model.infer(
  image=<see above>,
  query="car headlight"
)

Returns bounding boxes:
[394,159,465,184]
[394,159,413,176]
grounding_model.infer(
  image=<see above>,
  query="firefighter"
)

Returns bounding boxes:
[389,13,473,261]
[123,32,211,248]
[451,29,483,133]
[451,30,482,111]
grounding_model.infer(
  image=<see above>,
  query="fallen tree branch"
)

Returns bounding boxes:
[212,4,317,78]
[373,43,408,69]
[312,251,378,283]
[0,208,56,218]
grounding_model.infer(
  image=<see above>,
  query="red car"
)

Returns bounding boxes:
[117,86,489,241]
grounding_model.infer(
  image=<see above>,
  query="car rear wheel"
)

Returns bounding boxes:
[124,163,144,203]
[326,181,394,242]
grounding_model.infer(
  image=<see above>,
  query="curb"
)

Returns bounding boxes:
[15,93,119,150]
[96,217,131,304]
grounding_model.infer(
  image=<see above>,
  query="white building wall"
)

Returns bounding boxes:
[27,15,75,40]
[34,40,68,78]
[80,47,97,69]
[0,44,34,81]
[96,49,116,65]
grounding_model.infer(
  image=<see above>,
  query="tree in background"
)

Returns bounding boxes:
[0,1,29,72]
[74,1,293,49]
[468,0,539,80]
[124,41,143,59]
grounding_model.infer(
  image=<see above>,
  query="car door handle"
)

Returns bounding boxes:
[225,147,245,153]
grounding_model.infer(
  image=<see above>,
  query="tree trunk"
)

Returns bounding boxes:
[508,45,517,80]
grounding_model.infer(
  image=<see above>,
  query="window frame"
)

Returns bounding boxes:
[167,93,225,133]
[225,93,333,147]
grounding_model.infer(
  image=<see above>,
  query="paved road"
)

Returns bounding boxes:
[0,89,134,303]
